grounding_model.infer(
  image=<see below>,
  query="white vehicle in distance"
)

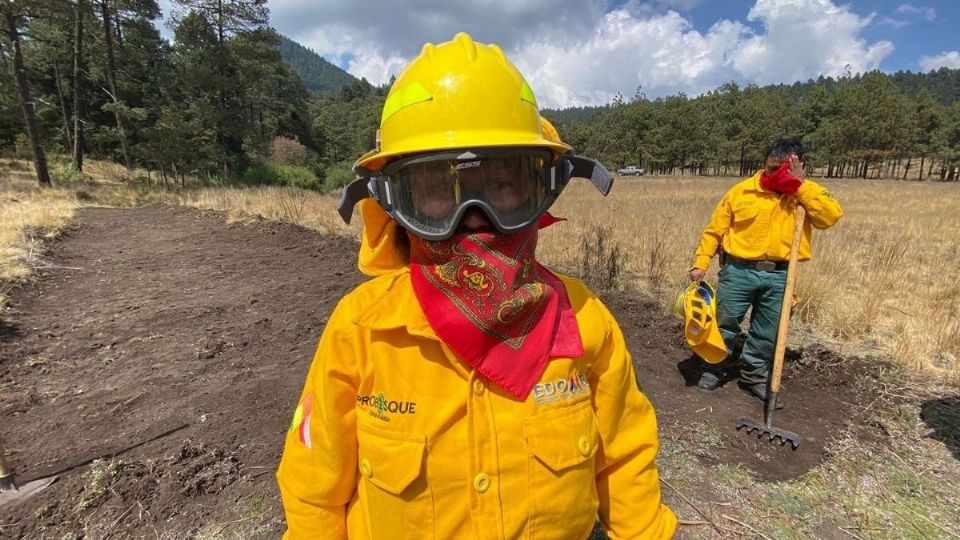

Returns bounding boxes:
[616,165,645,176]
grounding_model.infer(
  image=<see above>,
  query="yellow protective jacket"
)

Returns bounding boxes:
[276,200,677,540]
[692,172,843,270]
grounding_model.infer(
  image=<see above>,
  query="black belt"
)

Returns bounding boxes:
[724,254,788,271]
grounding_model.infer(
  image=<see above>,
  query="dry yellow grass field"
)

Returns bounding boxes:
[0,161,77,303]
[2,160,959,384]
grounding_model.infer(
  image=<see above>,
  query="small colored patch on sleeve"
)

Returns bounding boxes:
[288,393,314,448]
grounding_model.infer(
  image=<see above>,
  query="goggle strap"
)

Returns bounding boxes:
[568,155,614,196]
[337,176,377,224]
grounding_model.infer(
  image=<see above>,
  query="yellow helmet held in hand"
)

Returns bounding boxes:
[355,32,572,173]
[677,281,727,364]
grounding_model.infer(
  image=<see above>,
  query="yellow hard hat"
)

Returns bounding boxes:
[355,32,572,173]
[540,116,562,144]
[678,281,728,364]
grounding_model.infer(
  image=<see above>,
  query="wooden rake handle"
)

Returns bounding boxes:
[770,204,806,394]
[0,435,16,491]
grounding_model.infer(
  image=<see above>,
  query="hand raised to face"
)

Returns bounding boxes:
[787,154,805,181]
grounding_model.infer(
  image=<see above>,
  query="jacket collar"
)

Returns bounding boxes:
[750,170,773,194]
[352,269,438,340]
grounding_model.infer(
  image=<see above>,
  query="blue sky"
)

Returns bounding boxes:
[157,0,960,108]
[679,0,959,73]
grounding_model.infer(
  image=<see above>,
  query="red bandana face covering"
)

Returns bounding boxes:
[408,224,584,400]
[760,159,802,195]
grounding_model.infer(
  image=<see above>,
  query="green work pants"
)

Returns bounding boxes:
[703,260,787,385]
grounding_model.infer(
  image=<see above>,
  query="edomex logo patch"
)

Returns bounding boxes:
[357,392,417,422]
[532,370,591,404]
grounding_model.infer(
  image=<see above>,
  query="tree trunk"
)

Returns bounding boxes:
[53,60,72,152]
[101,0,130,170]
[918,156,925,181]
[928,159,935,179]
[114,5,123,46]
[5,8,52,187]
[217,0,224,44]
[902,157,911,181]
[0,36,7,71]
[72,0,85,172]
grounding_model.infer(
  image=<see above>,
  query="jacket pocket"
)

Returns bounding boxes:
[732,201,759,223]
[356,422,434,539]
[523,400,599,539]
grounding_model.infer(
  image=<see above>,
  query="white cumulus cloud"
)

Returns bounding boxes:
[895,3,936,21]
[919,51,960,71]
[264,0,895,108]
[729,0,893,86]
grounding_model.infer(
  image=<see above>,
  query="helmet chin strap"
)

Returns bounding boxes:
[336,154,614,225]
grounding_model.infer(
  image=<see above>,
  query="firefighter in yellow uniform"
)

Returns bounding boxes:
[689,138,843,403]
[276,33,677,539]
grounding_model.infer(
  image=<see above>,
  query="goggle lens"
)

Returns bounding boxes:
[383,150,556,238]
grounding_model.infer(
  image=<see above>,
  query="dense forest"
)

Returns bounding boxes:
[2,0,959,188]
[547,68,960,180]
[0,0,385,190]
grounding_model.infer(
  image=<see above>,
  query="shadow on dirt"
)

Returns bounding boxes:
[920,396,960,461]
[676,355,702,386]
[0,319,21,342]
[675,345,805,389]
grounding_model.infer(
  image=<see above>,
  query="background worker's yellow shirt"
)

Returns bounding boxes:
[692,173,843,270]
[276,269,677,540]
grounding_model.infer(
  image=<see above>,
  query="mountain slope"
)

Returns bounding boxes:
[278,35,358,96]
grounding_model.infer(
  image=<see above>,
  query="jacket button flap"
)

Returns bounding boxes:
[357,423,426,495]
[733,202,759,221]
[523,401,597,472]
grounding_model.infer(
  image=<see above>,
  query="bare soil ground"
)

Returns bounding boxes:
[0,205,915,538]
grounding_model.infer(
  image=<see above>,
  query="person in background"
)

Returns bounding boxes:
[275,32,676,540]
[689,138,843,403]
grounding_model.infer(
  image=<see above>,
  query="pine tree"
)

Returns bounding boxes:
[2,0,55,186]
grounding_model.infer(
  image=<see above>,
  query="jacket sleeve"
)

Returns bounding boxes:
[796,180,843,230]
[691,192,733,270]
[276,298,360,540]
[590,299,677,540]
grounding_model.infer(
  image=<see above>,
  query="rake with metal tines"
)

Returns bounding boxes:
[736,205,805,451]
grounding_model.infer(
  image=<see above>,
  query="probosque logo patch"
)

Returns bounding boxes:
[357,392,417,422]
[532,370,590,404]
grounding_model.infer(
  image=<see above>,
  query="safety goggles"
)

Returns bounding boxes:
[339,148,614,241]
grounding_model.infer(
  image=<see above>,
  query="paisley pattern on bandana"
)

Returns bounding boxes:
[409,226,583,400]
[411,229,548,349]
[411,229,556,350]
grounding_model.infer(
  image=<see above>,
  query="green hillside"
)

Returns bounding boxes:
[278,35,359,96]
[544,67,960,124]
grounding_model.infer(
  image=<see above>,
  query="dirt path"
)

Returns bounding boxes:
[0,205,883,538]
